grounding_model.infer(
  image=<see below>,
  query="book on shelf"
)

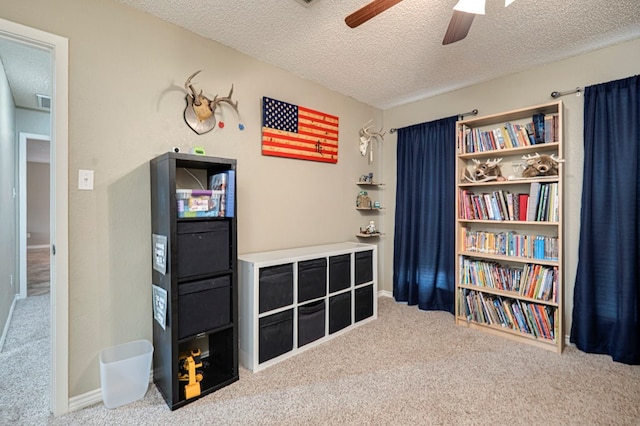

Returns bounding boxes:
[496,190,510,221]
[518,194,528,221]
[208,169,236,218]
[537,183,549,221]
[526,182,540,221]
[504,123,519,148]
[209,172,227,217]
[545,115,556,143]
[492,128,505,150]
[506,192,515,221]
[501,298,517,330]
[532,113,545,144]
[225,169,235,217]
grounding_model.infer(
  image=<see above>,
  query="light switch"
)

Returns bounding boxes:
[78,169,94,190]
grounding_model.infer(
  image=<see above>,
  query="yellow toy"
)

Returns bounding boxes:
[178,349,203,399]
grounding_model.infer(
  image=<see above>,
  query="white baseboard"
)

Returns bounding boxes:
[68,388,102,412]
[377,290,392,298]
[67,371,154,412]
[0,294,19,352]
[27,244,50,250]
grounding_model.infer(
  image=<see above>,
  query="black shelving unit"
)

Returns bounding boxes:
[150,152,238,410]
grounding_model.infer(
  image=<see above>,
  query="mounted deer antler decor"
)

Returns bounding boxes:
[359,119,385,164]
[521,153,564,177]
[461,158,505,182]
[183,70,244,135]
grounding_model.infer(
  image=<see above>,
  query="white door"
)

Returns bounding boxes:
[0,18,69,416]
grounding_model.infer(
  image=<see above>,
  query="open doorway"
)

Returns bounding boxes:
[19,133,51,299]
[0,18,69,417]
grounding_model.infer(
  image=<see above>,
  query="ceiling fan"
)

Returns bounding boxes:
[345,0,516,45]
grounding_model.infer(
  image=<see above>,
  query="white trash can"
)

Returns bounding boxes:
[99,339,154,409]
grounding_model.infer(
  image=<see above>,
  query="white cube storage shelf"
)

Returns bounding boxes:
[238,242,377,372]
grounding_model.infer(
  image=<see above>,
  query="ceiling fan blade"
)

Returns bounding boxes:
[345,0,403,28]
[442,10,475,45]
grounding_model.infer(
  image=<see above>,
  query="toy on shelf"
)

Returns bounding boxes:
[360,220,379,235]
[461,158,505,183]
[356,191,372,208]
[178,349,204,400]
[521,153,564,177]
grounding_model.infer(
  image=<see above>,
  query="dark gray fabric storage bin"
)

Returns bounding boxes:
[259,264,294,313]
[298,258,327,303]
[329,292,351,334]
[298,300,326,347]
[329,254,351,293]
[259,309,293,363]
[355,284,374,322]
[355,250,373,285]
[177,220,230,279]
[178,275,230,339]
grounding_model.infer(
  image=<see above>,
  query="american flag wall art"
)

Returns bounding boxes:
[262,97,339,163]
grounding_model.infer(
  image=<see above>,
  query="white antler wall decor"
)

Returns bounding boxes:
[359,119,385,163]
[183,70,244,135]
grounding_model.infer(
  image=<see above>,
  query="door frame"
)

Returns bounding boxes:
[0,18,69,416]
[18,132,50,299]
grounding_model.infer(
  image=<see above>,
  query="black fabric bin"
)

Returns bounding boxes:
[355,250,373,285]
[329,254,351,293]
[259,309,293,363]
[177,220,230,279]
[259,264,294,313]
[178,275,230,339]
[298,258,327,303]
[298,300,326,347]
[355,284,374,322]
[329,292,351,334]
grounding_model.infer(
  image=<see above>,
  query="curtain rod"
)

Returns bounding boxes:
[550,87,582,98]
[389,109,478,133]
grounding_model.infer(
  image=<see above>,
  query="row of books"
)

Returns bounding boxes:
[458,182,559,222]
[460,228,559,261]
[208,169,236,218]
[528,182,558,222]
[458,114,558,154]
[533,113,558,145]
[459,257,558,302]
[460,289,556,340]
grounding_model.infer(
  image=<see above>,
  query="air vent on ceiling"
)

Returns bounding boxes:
[36,93,51,110]
[294,0,318,7]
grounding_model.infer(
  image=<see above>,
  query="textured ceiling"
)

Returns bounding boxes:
[0,37,50,111]
[115,0,640,109]
[1,0,640,113]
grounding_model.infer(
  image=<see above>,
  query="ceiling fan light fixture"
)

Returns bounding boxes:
[453,0,485,15]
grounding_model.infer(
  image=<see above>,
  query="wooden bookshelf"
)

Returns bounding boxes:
[454,101,564,353]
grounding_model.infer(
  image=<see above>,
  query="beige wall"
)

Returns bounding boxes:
[27,161,50,246]
[0,48,17,344]
[382,37,640,337]
[0,0,382,396]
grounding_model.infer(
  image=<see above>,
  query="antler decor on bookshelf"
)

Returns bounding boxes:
[454,100,564,353]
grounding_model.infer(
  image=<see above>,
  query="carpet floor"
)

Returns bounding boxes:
[2,296,639,425]
[0,293,50,424]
